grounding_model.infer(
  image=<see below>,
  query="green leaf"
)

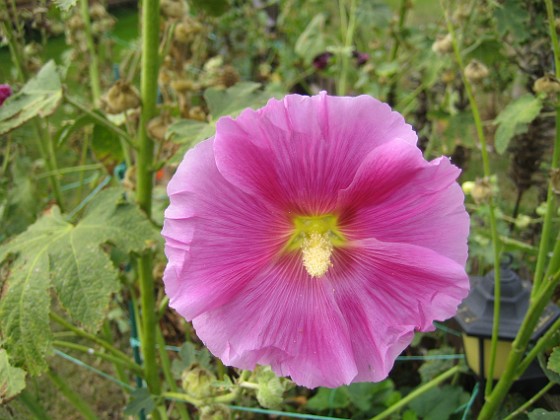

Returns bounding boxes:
[494,94,543,154]
[0,188,158,374]
[54,0,77,12]
[92,121,124,163]
[295,14,327,64]
[418,347,456,383]
[0,349,26,403]
[528,409,560,419]
[124,388,155,416]
[409,385,469,420]
[171,342,213,379]
[307,387,350,411]
[548,347,560,375]
[189,0,229,16]
[0,61,62,136]
[167,82,277,161]
[493,0,529,43]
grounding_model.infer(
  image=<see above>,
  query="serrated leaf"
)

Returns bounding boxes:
[54,0,77,12]
[295,14,327,64]
[0,188,157,375]
[493,0,529,43]
[0,61,62,136]
[124,388,155,416]
[0,349,26,403]
[307,387,350,411]
[494,94,542,154]
[546,347,560,378]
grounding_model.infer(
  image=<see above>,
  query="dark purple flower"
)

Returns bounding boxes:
[0,84,12,106]
[312,52,333,70]
[352,50,369,66]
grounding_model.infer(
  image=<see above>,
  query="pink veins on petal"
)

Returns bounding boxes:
[162,92,470,388]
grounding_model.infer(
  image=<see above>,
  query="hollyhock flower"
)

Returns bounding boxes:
[0,84,12,106]
[163,92,469,388]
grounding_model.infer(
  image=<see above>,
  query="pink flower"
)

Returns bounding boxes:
[163,93,469,388]
[0,84,12,106]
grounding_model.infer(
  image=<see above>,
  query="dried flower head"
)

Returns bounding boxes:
[533,74,560,95]
[432,34,453,54]
[163,93,469,388]
[464,60,489,83]
[103,80,141,114]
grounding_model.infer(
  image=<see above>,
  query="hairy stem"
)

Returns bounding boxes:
[78,0,101,103]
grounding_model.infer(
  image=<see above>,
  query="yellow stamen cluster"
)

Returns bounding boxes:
[284,214,345,279]
[302,232,333,278]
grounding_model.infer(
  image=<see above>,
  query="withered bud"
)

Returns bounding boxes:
[67,15,84,31]
[452,5,469,23]
[188,106,207,122]
[218,65,240,88]
[174,17,202,44]
[550,168,560,195]
[471,177,492,203]
[431,34,453,54]
[104,80,141,114]
[464,60,489,83]
[533,74,560,95]
[147,116,171,142]
[92,17,116,35]
[23,42,42,57]
[171,78,195,93]
[89,3,108,20]
[441,69,456,85]
[161,0,185,19]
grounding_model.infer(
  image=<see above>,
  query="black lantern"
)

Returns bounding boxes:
[455,265,560,380]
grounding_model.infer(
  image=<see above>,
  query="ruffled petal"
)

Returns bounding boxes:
[192,252,358,389]
[163,139,290,320]
[330,239,469,382]
[213,93,416,215]
[337,138,469,265]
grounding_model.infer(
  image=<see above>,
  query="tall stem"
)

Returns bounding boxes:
[442,1,501,394]
[79,0,102,104]
[337,0,357,95]
[136,0,162,413]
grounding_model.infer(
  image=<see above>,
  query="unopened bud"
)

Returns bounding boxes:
[147,116,171,142]
[464,60,489,83]
[161,0,185,19]
[181,364,215,399]
[89,3,108,20]
[200,404,231,420]
[188,106,207,122]
[461,181,475,195]
[432,34,453,54]
[471,178,492,203]
[514,214,531,229]
[533,74,560,95]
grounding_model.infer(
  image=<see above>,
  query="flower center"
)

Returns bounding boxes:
[285,215,345,278]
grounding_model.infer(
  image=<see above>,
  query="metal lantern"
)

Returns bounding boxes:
[455,265,560,380]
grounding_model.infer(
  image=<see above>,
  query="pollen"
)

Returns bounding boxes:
[301,232,333,278]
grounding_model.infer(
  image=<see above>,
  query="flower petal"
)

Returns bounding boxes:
[213,93,416,215]
[192,253,359,389]
[337,138,469,265]
[330,239,469,381]
[163,139,290,320]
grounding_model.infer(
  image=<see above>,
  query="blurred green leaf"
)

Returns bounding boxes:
[528,409,560,419]
[54,0,77,12]
[295,14,327,64]
[494,94,542,154]
[409,385,469,420]
[124,388,155,416]
[0,61,62,136]
[0,188,158,375]
[419,347,456,383]
[190,0,229,16]
[92,121,124,163]
[307,387,350,411]
[171,342,213,379]
[548,347,560,375]
[0,349,26,404]
[494,0,529,43]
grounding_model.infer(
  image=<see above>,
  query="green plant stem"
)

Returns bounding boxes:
[518,312,560,374]
[534,0,560,294]
[389,0,409,61]
[135,0,162,416]
[337,0,358,95]
[370,365,461,420]
[34,119,65,212]
[156,328,191,420]
[53,340,143,376]
[443,1,502,395]
[37,164,104,179]
[79,0,101,104]
[65,94,136,148]
[478,270,560,419]
[502,381,554,420]
[47,368,97,420]
[0,19,28,81]
[50,312,133,366]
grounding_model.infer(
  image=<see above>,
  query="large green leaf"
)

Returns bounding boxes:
[0,188,158,375]
[0,61,62,136]
[0,349,26,403]
[494,94,542,155]
[409,385,469,420]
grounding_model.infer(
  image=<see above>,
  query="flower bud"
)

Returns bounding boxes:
[161,0,185,19]
[181,364,215,399]
[89,3,108,20]
[218,65,240,88]
[514,214,531,229]
[533,74,560,95]
[461,181,475,195]
[471,177,492,203]
[188,106,207,122]
[431,34,453,54]
[148,116,170,142]
[464,60,489,83]
[200,404,231,420]
[103,80,141,114]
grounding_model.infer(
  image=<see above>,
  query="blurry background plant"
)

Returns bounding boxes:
[0,0,560,418]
